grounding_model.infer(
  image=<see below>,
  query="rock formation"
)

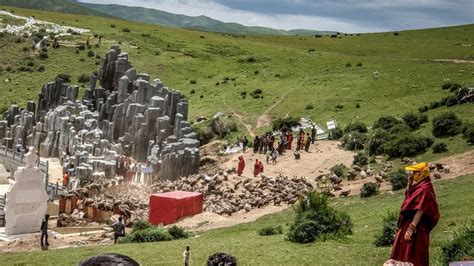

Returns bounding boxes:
[1,45,199,184]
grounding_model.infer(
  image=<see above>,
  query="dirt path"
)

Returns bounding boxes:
[232,111,255,137]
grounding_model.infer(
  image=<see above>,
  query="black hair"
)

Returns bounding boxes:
[78,253,139,266]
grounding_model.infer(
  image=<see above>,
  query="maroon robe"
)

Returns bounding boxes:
[237,157,245,176]
[390,177,440,266]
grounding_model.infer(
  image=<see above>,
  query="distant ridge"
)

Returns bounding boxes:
[0,0,112,17]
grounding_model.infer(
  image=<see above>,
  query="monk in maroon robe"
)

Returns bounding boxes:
[253,159,260,177]
[237,156,245,176]
[388,162,440,266]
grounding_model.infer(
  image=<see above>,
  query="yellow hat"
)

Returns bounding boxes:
[405,162,430,182]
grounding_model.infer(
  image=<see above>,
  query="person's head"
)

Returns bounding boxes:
[118,216,123,222]
[186,246,190,251]
[78,253,139,266]
[405,162,430,183]
[238,156,243,160]
[45,214,50,220]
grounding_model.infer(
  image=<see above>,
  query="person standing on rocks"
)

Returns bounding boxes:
[112,216,126,244]
[40,214,50,247]
[387,162,440,266]
[237,156,245,176]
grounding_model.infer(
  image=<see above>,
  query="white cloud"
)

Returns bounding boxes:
[77,0,388,32]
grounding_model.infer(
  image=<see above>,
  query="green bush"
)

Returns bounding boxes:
[192,123,215,145]
[432,142,448,153]
[373,116,402,130]
[168,225,189,239]
[374,211,398,247]
[56,73,71,82]
[120,227,172,243]
[38,50,48,59]
[432,112,462,137]
[353,152,369,167]
[328,127,343,140]
[440,223,474,264]
[360,182,379,198]
[257,225,283,236]
[366,130,393,155]
[402,113,426,130]
[389,169,407,191]
[341,131,366,150]
[87,50,95,57]
[287,192,352,243]
[462,123,474,144]
[344,122,368,133]
[441,83,462,92]
[388,124,412,135]
[305,104,314,110]
[272,116,300,130]
[250,88,263,99]
[132,219,153,231]
[330,164,346,178]
[189,79,197,84]
[384,134,433,157]
[122,27,131,33]
[211,116,238,138]
[444,95,459,107]
[77,73,90,83]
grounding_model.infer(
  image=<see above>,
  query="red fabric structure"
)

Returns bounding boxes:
[149,191,203,225]
[390,177,440,266]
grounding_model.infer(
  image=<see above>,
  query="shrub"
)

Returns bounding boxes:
[388,124,412,135]
[341,131,366,150]
[120,227,172,243]
[87,50,95,57]
[345,62,352,67]
[122,27,131,33]
[287,192,352,243]
[257,225,283,236]
[353,152,369,167]
[432,112,462,137]
[356,62,362,67]
[305,104,314,110]
[330,164,346,178]
[132,219,153,231]
[77,43,86,50]
[110,24,116,28]
[442,83,462,91]
[55,73,71,82]
[344,122,367,133]
[440,224,474,264]
[373,116,402,130]
[190,89,195,94]
[211,116,237,138]
[250,88,263,99]
[38,50,48,59]
[272,116,300,130]
[360,182,379,198]
[240,91,247,99]
[389,169,407,191]
[328,127,343,140]
[384,134,433,157]
[192,123,215,145]
[167,225,189,239]
[444,95,459,107]
[402,113,421,130]
[462,123,474,144]
[366,130,392,155]
[418,106,429,113]
[26,61,34,67]
[432,142,448,153]
[418,113,428,124]
[374,211,398,247]
[189,79,197,84]
[37,65,45,72]
[77,73,90,83]
[208,253,237,266]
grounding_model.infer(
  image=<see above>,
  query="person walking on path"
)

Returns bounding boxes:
[40,214,50,247]
[237,156,245,176]
[242,136,249,152]
[311,126,317,144]
[387,162,440,266]
[112,216,126,244]
[305,133,312,152]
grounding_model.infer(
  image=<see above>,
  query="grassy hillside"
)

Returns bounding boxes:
[2,174,473,264]
[79,2,333,36]
[0,6,473,157]
[0,0,111,17]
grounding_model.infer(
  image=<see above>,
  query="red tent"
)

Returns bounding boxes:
[149,191,203,225]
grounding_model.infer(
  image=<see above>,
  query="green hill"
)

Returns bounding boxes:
[78,2,334,36]
[0,0,111,17]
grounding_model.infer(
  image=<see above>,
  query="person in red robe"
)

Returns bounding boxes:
[253,159,260,177]
[237,156,245,176]
[287,133,293,150]
[387,162,440,266]
[258,160,264,175]
[62,172,69,188]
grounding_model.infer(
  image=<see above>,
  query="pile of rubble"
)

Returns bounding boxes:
[152,173,314,215]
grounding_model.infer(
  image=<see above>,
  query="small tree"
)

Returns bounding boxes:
[432,142,448,153]
[373,116,402,130]
[360,182,379,198]
[344,122,368,133]
[353,152,369,167]
[389,169,407,191]
[374,211,398,247]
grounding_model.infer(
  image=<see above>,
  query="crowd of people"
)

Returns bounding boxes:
[236,125,319,177]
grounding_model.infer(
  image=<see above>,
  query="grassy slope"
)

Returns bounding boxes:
[0,0,111,17]
[2,174,473,265]
[0,6,472,155]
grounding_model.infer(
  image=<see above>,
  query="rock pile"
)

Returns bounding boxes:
[152,173,314,215]
[1,45,199,183]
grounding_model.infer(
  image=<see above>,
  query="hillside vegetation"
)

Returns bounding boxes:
[0,0,110,17]
[0,6,472,156]
[1,174,473,264]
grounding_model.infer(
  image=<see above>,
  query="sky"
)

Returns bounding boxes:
[77,0,474,33]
